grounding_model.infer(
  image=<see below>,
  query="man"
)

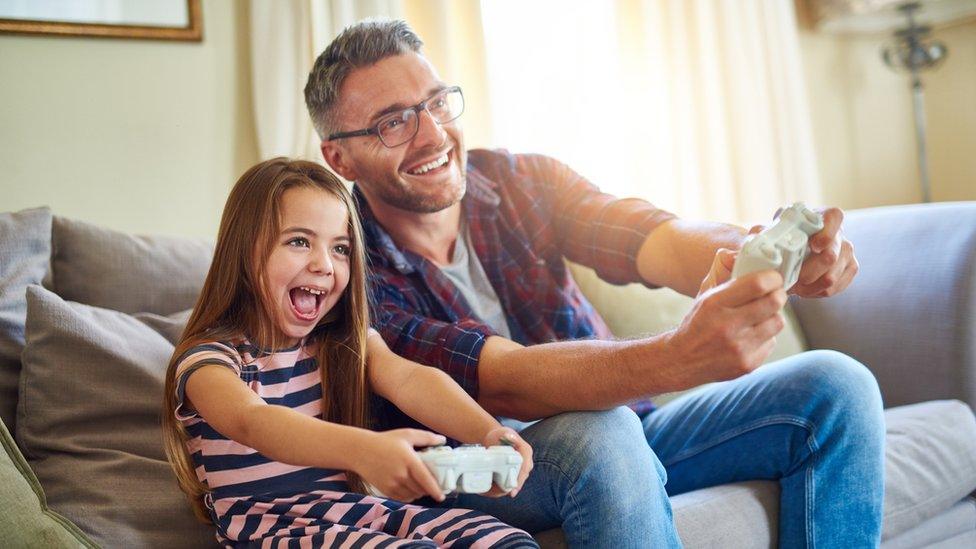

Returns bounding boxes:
[304,19,884,548]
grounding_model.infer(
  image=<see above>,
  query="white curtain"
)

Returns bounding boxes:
[248,0,403,161]
[481,0,823,224]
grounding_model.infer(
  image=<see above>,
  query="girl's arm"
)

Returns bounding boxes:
[183,364,446,502]
[366,330,500,443]
[366,330,534,496]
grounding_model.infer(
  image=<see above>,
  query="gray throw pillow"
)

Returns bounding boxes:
[18,285,214,548]
[0,207,52,433]
[52,216,213,315]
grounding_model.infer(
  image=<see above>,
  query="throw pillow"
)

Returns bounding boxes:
[0,415,94,548]
[0,207,52,432]
[52,216,213,315]
[18,285,214,548]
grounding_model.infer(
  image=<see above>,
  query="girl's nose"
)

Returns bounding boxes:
[309,249,334,275]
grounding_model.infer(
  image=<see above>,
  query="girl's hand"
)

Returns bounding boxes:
[354,429,447,503]
[482,426,533,498]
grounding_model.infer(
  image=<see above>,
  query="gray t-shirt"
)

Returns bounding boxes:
[438,225,512,339]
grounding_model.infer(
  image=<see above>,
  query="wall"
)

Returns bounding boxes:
[0,0,259,239]
[799,18,976,209]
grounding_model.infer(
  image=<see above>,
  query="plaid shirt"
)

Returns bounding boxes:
[360,149,676,422]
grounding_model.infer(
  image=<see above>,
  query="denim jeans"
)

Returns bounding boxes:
[457,350,886,548]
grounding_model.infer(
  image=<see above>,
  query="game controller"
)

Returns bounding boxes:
[418,444,523,494]
[730,203,824,290]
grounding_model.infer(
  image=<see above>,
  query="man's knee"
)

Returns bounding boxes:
[527,407,668,490]
[782,350,885,439]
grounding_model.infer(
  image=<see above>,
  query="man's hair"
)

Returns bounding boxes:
[304,18,424,140]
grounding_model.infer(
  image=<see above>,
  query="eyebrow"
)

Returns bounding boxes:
[281,227,316,237]
[282,228,351,243]
[368,84,448,124]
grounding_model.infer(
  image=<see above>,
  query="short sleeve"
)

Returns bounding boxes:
[173,341,244,421]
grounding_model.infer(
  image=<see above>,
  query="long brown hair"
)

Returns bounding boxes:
[162,158,371,523]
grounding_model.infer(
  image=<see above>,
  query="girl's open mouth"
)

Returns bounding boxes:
[289,286,325,321]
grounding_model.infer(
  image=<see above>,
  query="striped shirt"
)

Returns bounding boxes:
[361,149,677,422]
[174,339,537,548]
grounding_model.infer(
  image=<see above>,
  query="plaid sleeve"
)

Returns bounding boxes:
[369,280,495,400]
[516,154,677,286]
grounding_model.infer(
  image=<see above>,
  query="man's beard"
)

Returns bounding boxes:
[367,171,466,214]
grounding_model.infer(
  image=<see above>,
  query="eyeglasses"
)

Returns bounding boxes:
[328,86,464,148]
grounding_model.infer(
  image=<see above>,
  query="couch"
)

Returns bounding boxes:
[1,202,975,548]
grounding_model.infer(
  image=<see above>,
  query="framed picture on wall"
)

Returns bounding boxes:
[0,0,202,42]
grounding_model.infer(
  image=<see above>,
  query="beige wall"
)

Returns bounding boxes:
[4,5,970,239]
[0,0,259,239]
[800,19,976,209]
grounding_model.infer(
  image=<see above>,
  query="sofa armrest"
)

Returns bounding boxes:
[790,202,976,408]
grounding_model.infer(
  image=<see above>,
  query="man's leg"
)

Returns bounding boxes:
[643,350,885,548]
[457,407,682,548]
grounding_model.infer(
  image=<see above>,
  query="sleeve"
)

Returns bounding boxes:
[369,278,495,399]
[173,341,244,421]
[516,153,678,285]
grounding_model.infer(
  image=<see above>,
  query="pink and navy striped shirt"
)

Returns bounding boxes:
[174,338,538,548]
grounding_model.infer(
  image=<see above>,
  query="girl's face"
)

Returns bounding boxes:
[263,186,352,346]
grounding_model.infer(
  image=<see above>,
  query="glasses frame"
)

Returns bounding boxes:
[327,86,464,148]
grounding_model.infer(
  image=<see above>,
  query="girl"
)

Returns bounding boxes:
[162,158,537,548]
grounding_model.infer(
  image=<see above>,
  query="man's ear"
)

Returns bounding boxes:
[321,140,358,182]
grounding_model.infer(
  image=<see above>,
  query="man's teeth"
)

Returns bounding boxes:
[299,286,324,296]
[408,154,448,175]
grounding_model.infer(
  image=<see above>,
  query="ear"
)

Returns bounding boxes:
[321,140,359,182]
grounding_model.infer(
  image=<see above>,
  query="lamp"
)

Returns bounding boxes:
[806,0,976,203]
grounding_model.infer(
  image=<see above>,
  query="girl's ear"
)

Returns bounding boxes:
[321,141,358,182]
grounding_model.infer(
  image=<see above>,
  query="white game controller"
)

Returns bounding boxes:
[418,444,523,494]
[730,203,824,291]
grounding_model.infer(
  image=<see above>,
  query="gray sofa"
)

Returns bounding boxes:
[1,202,975,548]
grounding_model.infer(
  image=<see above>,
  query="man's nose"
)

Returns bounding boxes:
[413,108,446,148]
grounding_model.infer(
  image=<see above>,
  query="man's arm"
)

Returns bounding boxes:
[636,219,748,297]
[477,270,788,420]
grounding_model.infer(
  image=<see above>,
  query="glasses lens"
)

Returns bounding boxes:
[377,110,418,147]
[427,88,464,124]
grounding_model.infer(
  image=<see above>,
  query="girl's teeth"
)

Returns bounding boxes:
[409,155,448,175]
[300,286,324,296]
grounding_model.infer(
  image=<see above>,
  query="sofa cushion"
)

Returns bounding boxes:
[52,216,213,315]
[790,202,976,408]
[882,497,976,549]
[881,400,976,540]
[0,415,94,548]
[0,207,52,433]
[18,285,213,548]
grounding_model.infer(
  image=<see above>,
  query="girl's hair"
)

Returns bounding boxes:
[162,158,371,523]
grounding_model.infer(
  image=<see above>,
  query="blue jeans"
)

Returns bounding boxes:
[457,350,885,548]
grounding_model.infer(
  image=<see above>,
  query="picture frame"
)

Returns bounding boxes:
[0,0,202,42]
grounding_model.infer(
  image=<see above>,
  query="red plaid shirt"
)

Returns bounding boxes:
[360,149,676,421]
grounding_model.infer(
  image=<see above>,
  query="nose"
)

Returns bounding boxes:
[412,108,447,149]
[309,246,334,276]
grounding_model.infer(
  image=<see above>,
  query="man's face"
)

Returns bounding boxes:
[325,52,467,214]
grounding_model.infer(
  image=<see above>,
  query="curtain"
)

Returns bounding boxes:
[481,0,823,224]
[247,0,491,162]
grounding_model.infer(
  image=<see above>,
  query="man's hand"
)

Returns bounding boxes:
[786,207,858,298]
[698,248,737,295]
[666,270,787,385]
